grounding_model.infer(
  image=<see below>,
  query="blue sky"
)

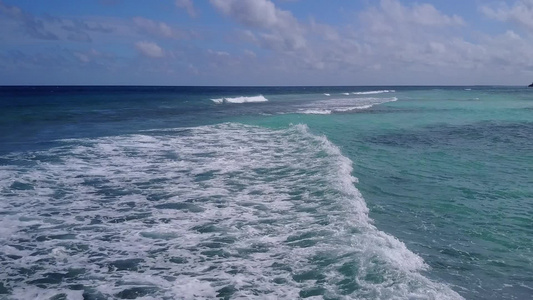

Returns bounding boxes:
[1,0,532,85]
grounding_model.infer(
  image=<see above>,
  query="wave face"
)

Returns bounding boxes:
[211,95,268,104]
[0,123,461,299]
[299,97,397,114]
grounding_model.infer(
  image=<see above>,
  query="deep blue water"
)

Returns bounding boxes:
[0,86,531,299]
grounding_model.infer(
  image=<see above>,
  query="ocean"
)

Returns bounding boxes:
[0,86,531,299]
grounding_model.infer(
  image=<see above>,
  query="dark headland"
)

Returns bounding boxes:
[529,82,533,87]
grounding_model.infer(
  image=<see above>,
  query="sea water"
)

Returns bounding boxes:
[0,86,531,299]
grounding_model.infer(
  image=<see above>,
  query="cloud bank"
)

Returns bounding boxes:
[0,0,532,85]
[481,0,533,31]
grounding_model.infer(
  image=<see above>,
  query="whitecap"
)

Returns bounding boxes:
[352,90,395,95]
[210,98,224,104]
[299,109,332,115]
[297,96,397,114]
[211,95,268,104]
[335,104,375,111]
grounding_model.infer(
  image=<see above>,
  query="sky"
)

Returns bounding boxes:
[1,0,533,86]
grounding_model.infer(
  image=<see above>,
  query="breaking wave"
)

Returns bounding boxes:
[298,97,397,115]
[211,95,268,104]
[0,123,462,299]
[352,90,395,95]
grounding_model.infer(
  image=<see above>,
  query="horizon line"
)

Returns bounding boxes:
[0,84,529,87]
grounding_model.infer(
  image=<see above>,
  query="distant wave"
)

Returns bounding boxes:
[336,104,375,111]
[342,93,350,95]
[299,97,397,115]
[352,90,395,95]
[211,95,268,104]
[324,93,331,96]
[299,109,333,115]
[300,104,377,115]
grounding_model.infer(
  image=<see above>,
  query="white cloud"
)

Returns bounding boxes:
[203,0,533,84]
[208,0,469,74]
[244,49,256,58]
[72,49,115,65]
[481,0,533,31]
[210,0,306,51]
[481,30,533,68]
[360,0,463,36]
[175,0,197,17]
[211,0,290,28]
[207,49,230,57]
[354,0,470,66]
[380,0,464,27]
[340,0,533,84]
[0,0,116,42]
[74,52,90,63]
[3,0,533,85]
[133,17,183,39]
[135,41,165,58]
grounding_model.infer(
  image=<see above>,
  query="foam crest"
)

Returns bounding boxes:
[352,90,396,95]
[300,109,332,115]
[211,95,268,104]
[298,97,397,114]
[0,123,462,299]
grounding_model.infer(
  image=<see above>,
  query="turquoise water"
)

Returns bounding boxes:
[0,86,531,299]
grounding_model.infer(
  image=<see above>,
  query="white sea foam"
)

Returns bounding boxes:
[298,96,397,114]
[211,95,268,104]
[324,93,331,96]
[300,105,373,114]
[342,92,350,95]
[11,287,84,300]
[352,90,395,95]
[0,123,462,299]
[299,109,332,115]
